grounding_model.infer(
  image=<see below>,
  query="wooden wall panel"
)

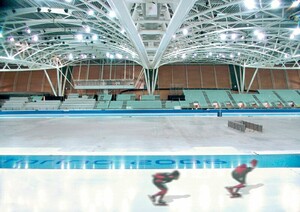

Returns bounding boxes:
[112,65,117,79]
[287,70,300,89]
[134,65,143,80]
[187,65,201,88]
[73,66,87,80]
[157,90,169,100]
[15,71,30,92]
[172,65,186,88]
[70,65,142,81]
[81,65,89,80]
[43,69,57,94]
[201,65,216,88]
[2,64,300,96]
[215,65,230,88]
[158,65,172,88]
[245,68,259,90]
[29,71,44,92]
[0,72,14,92]
[72,66,80,80]
[258,69,273,89]
[125,65,133,79]
[0,72,4,90]
[115,65,125,79]
[88,66,100,80]
[102,65,111,79]
[273,70,287,89]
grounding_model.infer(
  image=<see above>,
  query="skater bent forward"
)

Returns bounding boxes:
[226,159,258,196]
[149,170,180,205]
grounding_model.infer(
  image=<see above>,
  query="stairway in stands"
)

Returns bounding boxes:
[226,91,239,108]
[202,91,213,108]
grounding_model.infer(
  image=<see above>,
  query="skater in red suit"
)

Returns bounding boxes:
[149,170,180,205]
[225,159,258,197]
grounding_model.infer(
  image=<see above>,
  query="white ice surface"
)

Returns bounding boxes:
[0,116,299,155]
[0,116,300,211]
[0,168,299,212]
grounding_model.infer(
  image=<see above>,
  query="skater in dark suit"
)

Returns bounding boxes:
[226,159,258,196]
[149,170,180,205]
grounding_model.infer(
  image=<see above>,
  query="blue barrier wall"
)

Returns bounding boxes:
[1,154,299,169]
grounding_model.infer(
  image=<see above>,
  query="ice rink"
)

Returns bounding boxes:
[0,115,300,211]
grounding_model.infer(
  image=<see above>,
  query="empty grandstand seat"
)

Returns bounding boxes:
[127,100,162,109]
[116,94,136,101]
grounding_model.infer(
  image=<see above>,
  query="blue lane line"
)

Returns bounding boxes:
[1,154,299,169]
[1,109,300,118]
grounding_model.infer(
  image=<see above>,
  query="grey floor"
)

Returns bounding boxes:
[0,116,300,211]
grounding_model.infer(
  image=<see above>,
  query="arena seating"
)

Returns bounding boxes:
[116,94,136,101]
[1,97,28,110]
[98,94,112,101]
[141,95,160,101]
[95,101,110,109]
[108,101,124,109]
[273,90,300,107]
[60,97,96,110]
[126,100,162,109]
[1,89,300,110]
[24,100,61,110]
[164,101,181,109]
[183,90,209,108]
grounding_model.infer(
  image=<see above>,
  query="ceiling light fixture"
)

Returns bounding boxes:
[257,32,265,40]
[116,53,123,59]
[92,34,98,40]
[182,28,188,36]
[32,35,38,42]
[291,0,300,8]
[220,34,226,40]
[271,0,280,9]
[109,11,116,18]
[244,0,256,9]
[293,27,300,35]
[88,10,94,16]
[85,26,91,33]
[76,34,83,40]
[68,53,73,60]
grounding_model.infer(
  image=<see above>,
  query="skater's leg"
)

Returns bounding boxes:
[232,183,245,193]
[152,182,167,203]
[231,172,246,193]
[225,186,234,194]
[153,188,167,197]
[157,189,167,203]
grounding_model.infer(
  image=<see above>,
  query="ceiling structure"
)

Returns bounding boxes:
[0,0,300,72]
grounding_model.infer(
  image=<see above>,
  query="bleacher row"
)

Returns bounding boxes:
[1,89,300,110]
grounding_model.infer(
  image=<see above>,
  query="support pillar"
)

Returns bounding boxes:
[143,68,158,94]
